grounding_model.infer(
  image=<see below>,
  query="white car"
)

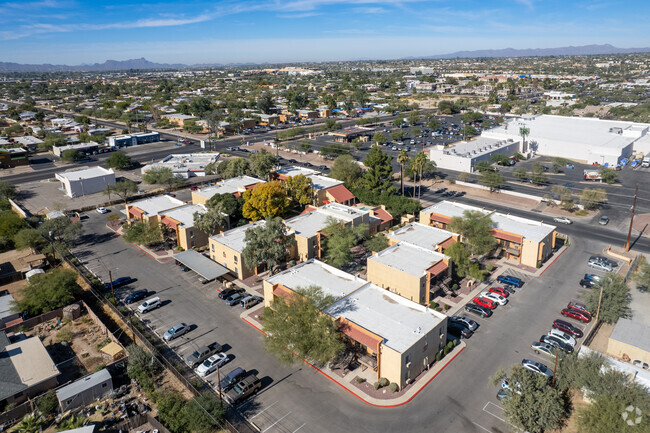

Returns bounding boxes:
[548,329,577,347]
[96,207,109,214]
[196,353,228,377]
[479,291,508,306]
[553,216,572,225]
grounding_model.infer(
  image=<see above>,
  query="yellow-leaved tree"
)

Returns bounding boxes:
[242,181,291,221]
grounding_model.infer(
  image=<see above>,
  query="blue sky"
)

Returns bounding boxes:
[0,0,648,65]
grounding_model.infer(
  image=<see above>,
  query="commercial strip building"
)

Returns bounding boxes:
[52,143,100,157]
[160,203,210,250]
[263,259,448,388]
[420,201,556,268]
[329,126,375,143]
[161,114,197,127]
[141,153,220,178]
[55,166,116,198]
[108,132,160,147]
[427,136,519,173]
[191,175,264,205]
[126,195,185,226]
[0,147,29,168]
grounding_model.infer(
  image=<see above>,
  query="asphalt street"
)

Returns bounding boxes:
[71,204,621,433]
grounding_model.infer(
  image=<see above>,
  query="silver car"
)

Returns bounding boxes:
[521,359,553,378]
[163,322,190,341]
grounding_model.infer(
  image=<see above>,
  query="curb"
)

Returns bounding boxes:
[240,314,465,407]
[539,245,569,277]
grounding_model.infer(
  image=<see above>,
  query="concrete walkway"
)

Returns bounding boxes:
[240,304,466,407]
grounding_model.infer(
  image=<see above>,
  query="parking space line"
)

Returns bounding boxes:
[250,401,278,419]
[292,423,306,433]
[261,411,292,433]
[471,421,492,433]
[483,402,507,423]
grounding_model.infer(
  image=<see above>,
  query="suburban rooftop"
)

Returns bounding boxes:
[161,203,207,227]
[194,175,263,200]
[210,220,266,253]
[128,195,184,216]
[55,166,114,180]
[387,222,457,251]
[284,203,367,238]
[422,200,556,242]
[275,165,320,178]
[369,242,449,277]
[325,282,447,353]
[307,174,343,190]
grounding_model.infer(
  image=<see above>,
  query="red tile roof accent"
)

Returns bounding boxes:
[429,213,452,224]
[128,207,143,218]
[339,320,382,352]
[300,205,318,215]
[439,238,455,250]
[161,216,179,229]
[327,184,356,203]
[373,207,393,223]
[427,260,448,276]
[272,285,295,301]
[492,229,522,243]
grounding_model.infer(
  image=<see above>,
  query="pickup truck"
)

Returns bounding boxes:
[185,342,223,368]
[224,374,261,405]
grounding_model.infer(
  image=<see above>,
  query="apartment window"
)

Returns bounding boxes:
[423,343,428,352]
[235,267,238,273]
[211,244,215,252]
[234,256,238,263]
[405,354,411,365]
[191,241,195,248]
[190,230,194,237]
[222,252,226,258]
[439,327,444,337]
[102,383,107,388]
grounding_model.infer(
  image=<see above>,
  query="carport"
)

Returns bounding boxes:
[173,250,230,282]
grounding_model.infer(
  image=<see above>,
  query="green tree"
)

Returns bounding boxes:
[407,110,420,125]
[285,174,314,206]
[242,217,294,273]
[489,153,511,166]
[126,345,159,392]
[40,215,83,245]
[206,193,243,223]
[552,157,569,173]
[519,126,530,151]
[143,167,181,187]
[242,181,290,221]
[531,162,548,185]
[372,132,387,145]
[123,221,162,246]
[111,179,138,203]
[599,167,618,185]
[298,140,312,156]
[0,180,17,201]
[362,146,395,194]
[182,394,226,433]
[427,119,441,130]
[36,390,59,417]
[324,118,340,131]
[397,150,410,196]
[633,256,650,290]
[0,210,26,246]
[474,160,494,173]
[190,96,213,118]
[364,232,389,253]
[580,188,607,210]
[105,151,133,170]
[14,269,80,315]
[56,415,86,431]
[322,217,368,268]
[61,149,82,162]
[391,130,406,142]
[461,125,477,137]
[16,414,43,433]
[392,117,404,128]
[577,393,648,433]
[156,392,188,433]
[444,241,471,278]
[513,167,528,180]
[410,151,429,199]
[13,227,46,251]
[448,210,496,256]
[330,154,362,187]
[479,169,504,192]
[193,204,229,236]
[257,93,274,114]
[261,286,344,365]
[217,157,251,179]
[250,149,278,180]
[551,185,575,211]
[583,273,630,324]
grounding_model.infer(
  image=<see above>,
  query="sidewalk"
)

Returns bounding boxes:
[240,304,466,407]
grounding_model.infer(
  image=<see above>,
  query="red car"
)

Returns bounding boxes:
[189,186,200,191]
[473,297,497,310]
[488,287,509,298]
[561,308,591,323]
[552,319,584,338]
[567,301,592,317]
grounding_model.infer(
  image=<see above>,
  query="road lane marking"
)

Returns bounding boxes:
[292,423,306,433]
[250,401,278,419]
[471,421,492,432]
[262,411,292,432]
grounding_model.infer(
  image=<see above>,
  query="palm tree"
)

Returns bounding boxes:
[519,126,530,153]
[17,415,42,433]
[413,151,428,200]
[397,150,409,196]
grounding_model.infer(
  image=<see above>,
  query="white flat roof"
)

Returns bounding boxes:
[387,222,456,251]
[128,195,184,216]
[325,283,447,353]
[210,220,265,253]
[422,201,556,242]
[266,259,367,301]
[307,174,343,190]
[284,203,367,238]
[6,337,59,387]
[369,242,448,277]
[0,293,15,320]
[275,165,320,177]
[14,136,43,145]
[432,136,514,159]
[56,166,114,181]
[161,203,206,227]
[195,175,263,200]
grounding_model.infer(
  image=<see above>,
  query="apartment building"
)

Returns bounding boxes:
[126,195,185,226]
[160,203,211,250]
[191,175,264,205]
[208,220,267,280]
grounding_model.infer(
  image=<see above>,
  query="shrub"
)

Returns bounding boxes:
[373,381,380,390]
[446,341,454,351]
[36,390,59,417]
[453,339,459,347]
[389,382,399,393]
[94,364,106,372]
[451,283,459,291]
[435,306,442,312]
[486,264,494,271]
[444,304,451,311]
[378,377,390,387]
[443,346,450,356]
[435,352,442,362]
[448,179,456,184]
[429,301,438,308]
[56,327,73,343]
[575,210,588,216]
[356,377,366,384]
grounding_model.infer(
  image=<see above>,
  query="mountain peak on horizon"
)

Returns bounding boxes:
[418,43,650,59]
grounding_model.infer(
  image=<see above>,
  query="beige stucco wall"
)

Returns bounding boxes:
[294,234,316,262]
[419,211,432,226]
[209,238,253,280]
[367,259,426,303]
[607,339,649,364]
[178,226,209,251]
[191,191,209,205]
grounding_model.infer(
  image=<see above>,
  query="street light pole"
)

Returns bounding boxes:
[625,183,638,252]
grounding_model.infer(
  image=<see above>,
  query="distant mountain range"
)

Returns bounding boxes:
[418,44,650,59]
[2,44,650,72]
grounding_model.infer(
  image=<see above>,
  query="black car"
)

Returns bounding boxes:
[448,323,473,339]
[104,276,136,290]
[220,367,247,393]
[464,303,493,318]
[124,289,148,304]
[218,287,244,300]
[579,278,595,288]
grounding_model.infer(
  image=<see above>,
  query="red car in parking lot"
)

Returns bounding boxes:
[567,301,592,317]
[552,319,584,338]
[561,308,591,323]
[473,297,497,310]
[488,287,509,298]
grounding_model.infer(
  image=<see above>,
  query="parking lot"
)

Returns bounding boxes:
[72,201,626,433]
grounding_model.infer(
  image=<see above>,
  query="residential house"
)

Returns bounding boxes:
[56,369,113,411]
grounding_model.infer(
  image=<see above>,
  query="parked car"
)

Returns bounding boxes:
[224,374,262,405]
[137,297,161,313]
[553,216,572,225]
[225,292,245,306]
[540,335,574,353]
[96,207,109,214]
[567,301,592,317]
[479,291,508,306]
[488,287,509,298]
[185,342,223,368]
[584,273,602,283]
[496,388,511,401]
[531,341,561,359]
[450,316,478,331]
[220,367,247,393]
[500,285,517,295]
[104,276,136,290]
[552,319,584,338]
[588,261,612,272]
[579,278,595,288]
[548,329,577,347]
[561,308,591,323]
[218,287,244,300]
[196,353,228,377]
[521,359,553,378]
[473,297,497,310]
[163,322,190,341]
[497,275,523,288]
[448,322,473,339]
[240,295,263,309]
[589,255,617,268]
[464,303,492,318]
[598,216,610,225]
[124,289,148,304]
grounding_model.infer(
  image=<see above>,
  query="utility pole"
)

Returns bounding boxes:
[625,184,638,252]
[108,269,116,305]
[216,364,223,407]
[552,346,559,388]
[595,284,604,325]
